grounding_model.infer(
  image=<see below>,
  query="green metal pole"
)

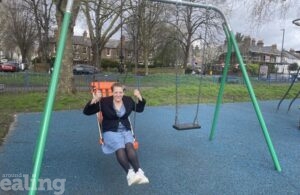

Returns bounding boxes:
[209,25,232,140]
[28,1,74,194]
[228,29,282,172]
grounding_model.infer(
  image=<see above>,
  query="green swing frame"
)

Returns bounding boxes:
[29,1,281,194]
[150,0,281,172]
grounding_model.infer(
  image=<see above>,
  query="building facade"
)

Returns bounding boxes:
[49,31,133,65]
[218,35,300,75]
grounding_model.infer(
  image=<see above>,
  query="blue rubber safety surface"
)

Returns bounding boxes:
[1,100,300,195]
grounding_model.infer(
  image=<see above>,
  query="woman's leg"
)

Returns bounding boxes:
[116,147,141,186]
[125,143,149,184]
[125,143,140,172]
[115,148,131,173]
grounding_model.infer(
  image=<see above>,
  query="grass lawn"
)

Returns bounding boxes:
[0,75,299,145]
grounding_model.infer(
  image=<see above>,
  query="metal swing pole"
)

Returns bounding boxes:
[149,0,281,172]
[209,23,232,141]
[28,1,74,194]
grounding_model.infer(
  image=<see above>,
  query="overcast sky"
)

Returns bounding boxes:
[226,1,300,51]
[74,1,300,51]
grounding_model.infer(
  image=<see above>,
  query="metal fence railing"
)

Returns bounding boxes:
[0,71,295,93]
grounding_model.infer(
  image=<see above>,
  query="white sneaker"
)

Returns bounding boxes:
[136,168,149,184]
[127,169,141,186]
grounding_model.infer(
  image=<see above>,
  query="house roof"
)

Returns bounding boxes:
[105,40,119,48]
[285,50,300,60]
[73,35,91,46]
[50,35,124,49]
[219,43,281,56]
[282,50,299,60]
[249,45,281,56]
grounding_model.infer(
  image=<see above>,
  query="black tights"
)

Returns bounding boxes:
[115,143,140,173]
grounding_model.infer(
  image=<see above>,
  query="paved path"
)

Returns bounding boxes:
[1,100,300,195]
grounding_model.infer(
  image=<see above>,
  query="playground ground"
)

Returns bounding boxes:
[0,100,300,195]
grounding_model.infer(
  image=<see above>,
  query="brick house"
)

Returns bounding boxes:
[218,36,281,67]
[217,35,300,75]
[49,31,133,65]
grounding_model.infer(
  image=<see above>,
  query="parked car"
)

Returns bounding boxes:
[0,61,20,72]
[185,65,202,75]
[73,64,99,75]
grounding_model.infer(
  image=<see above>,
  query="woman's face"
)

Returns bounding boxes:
[112,86,124,102]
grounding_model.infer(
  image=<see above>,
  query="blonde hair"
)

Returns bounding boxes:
[111,82,125,92]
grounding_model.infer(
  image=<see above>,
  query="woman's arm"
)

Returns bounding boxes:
[133,89,146,112]
[135,98,146,112]
[83,90,102,115]
[83,101,100,115]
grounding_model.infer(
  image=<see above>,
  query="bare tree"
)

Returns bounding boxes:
[248,0,295,26]
[170,3,223,69]
[227,0,298,27]
[3,0,38,63]
[125,0,166,75]
[24,0,55,64]
[81,0,123,68]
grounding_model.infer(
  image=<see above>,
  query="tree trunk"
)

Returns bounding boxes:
[55,0,80,94]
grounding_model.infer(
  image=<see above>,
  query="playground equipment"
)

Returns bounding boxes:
[277,18,300,113]
[172,4,204,131]
[277,67,300,112]
[29,1,74,194]
[150,0,281,172]
[29,1,282,194]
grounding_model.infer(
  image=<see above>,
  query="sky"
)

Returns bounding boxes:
[224,1,300,51]
[74,1,300,51]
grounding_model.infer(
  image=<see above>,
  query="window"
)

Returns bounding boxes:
[82,47,87,54]
[106,48,111,56]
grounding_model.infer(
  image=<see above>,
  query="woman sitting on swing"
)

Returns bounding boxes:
[83,82,149,186]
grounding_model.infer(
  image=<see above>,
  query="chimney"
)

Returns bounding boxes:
[257,40,264,47]
[251,39,256,46]
[271,44,277,51]
[244,36,251,46]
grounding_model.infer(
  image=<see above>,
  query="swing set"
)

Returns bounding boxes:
[29,0,282,194]
[277,19,300,113]
[151,1,280,173]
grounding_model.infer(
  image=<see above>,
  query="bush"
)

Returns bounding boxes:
[247,63,259,76]
[185,67,193,74]
[289,63,299,71]
[100,59,119,70]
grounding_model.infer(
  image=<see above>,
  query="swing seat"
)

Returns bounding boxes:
[91,81,115,145]
[90,81,115,96]
[173,123,201,130]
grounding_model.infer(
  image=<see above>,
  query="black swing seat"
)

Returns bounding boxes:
[173,123,201,130]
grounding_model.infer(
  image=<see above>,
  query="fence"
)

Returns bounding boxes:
[0,71,294,93]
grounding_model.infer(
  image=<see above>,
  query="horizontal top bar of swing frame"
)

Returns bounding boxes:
[149,0,231,31]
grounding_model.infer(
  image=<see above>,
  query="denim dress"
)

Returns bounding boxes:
[102,104,134,154]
